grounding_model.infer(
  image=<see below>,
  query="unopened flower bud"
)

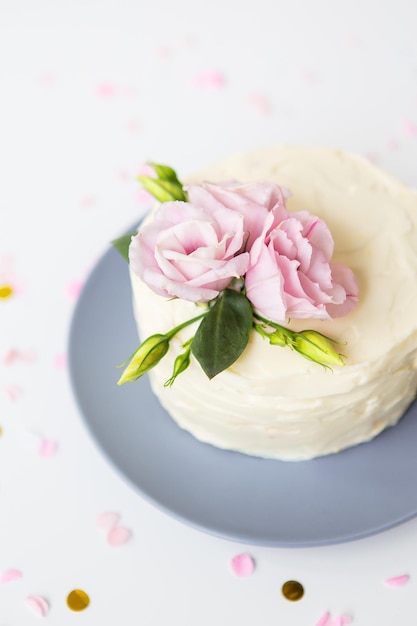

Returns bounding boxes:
[117,334,170,385]
[294,330,345,367]
[164,342,192,387]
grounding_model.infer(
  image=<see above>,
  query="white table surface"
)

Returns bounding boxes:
[1,1,417,623]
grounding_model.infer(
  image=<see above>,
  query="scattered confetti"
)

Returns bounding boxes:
[79,195,97,209]
[0,425,3,438]
[126,118,142,133]
[300,69,319,84]
[387,138,399,151]
[54,353,67,370]
[0,568,23,583]
[315,612,332,626]
[38,438,58,458]
[3,349,36,365]
[4,384,23,401]
[26,595,50,617]
[66,280,84,301]
[247,91,273,115]
[332,615,352,626]
[191,69,226,90]
[96,83,117,99]
[107,526,132,546]
[404,120,417,138]
[96,511,120,531]
[384,573,410,587]
[281,579,304,601]
[230,553,255,577]
[67,589,90,611]
[0,285,14,299]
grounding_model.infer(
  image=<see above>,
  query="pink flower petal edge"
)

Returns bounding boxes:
[384,574,410,587]
[0,568,23,583]
[230,553,255,577]
[25,595,49,617]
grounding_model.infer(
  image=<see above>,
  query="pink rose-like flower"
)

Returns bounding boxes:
[129,200,249,302]
[245,209,358,323]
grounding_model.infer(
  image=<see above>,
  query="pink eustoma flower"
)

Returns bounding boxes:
[129,200,249,302]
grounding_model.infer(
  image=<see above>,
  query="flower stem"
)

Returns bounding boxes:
[165,311,208,340]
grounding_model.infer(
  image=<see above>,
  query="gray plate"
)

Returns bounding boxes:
[68,245,417,547]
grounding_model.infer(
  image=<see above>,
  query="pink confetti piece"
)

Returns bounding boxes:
[4,384,22,401]
[66,280,84,301]
[345,34,362,48]
[80,195,97,209]
[54,353,67,370]
[230,552,255,577]
[107,526,132,546]
[0,568,23,583]
[26,595,49,617]
[156,45,173,59]
[404,120,417,138]
[97,511,120,531]
[3,349,36,365]
[387,138,399,151]
[332,615,352,626]
[191,69,226,90]
[126,118,142,133]
[96,82,117,99]
[384,573,410,587]
[315,612,332,626]
[300,69,320,84]
[247,91,273,115]
[38,438,58,458]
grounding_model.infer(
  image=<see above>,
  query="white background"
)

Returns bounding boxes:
[1,0,417,624]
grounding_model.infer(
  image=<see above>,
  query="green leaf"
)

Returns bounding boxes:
[111,231,137,261]
[137,176,187,202]
[191,289,253,379]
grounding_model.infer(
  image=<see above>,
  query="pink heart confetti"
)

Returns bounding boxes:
[384,573,410,587]
[107,526,132,546]
[0,568,23,583]
[4,384,23,401]
[96,82,117,99]
[38,438,58,458]
[96,511,120,531]
[26,595,50,617]
[230,552,255,577]
[54,353,67,369]
[247,91,273,116]
[315,611,332,626]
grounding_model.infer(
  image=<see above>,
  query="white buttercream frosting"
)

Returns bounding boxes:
[129,145,417,460]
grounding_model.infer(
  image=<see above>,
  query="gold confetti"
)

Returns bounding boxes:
[0,426,3,438]
[0,285,13,299]
[66,589,90,612]
[282,579,304,601]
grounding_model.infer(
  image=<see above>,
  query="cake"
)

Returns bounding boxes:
[117,145,417,461]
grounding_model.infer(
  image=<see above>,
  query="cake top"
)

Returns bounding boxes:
[113,148,368,387]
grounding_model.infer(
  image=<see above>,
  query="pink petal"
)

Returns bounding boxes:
[107,526,131,546]
[97,511,120,531]
[385,574,410,587]
[38,438,58,458]
[0,568,23,583]
[315,612,332,626]
[230,553,255,577]
[26,595,49,617]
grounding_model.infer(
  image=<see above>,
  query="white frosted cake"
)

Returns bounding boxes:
[123,145,417,461]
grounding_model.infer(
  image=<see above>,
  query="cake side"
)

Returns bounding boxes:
[128,145,417,460]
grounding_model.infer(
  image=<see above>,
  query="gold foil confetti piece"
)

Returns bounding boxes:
[0,285,13,299]
[282,579,304,601]
[0,426,3,438]
[66,589,90,611]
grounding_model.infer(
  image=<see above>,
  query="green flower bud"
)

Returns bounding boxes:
[293,330,345,367]
[268,330,287,347]
[136,176,186,202]
[117,334,170,385]
[164,341,192,387]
